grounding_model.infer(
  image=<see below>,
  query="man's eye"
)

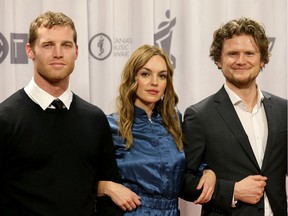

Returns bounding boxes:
[43,44,52,48]
[246,52,255,56]
[63,43,73,47]
[228,52,238,56]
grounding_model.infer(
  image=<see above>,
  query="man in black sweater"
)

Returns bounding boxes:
[0,11,120,216]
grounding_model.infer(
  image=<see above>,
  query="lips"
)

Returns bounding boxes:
[147,90,159,95]
[50,62,65,65]
[50,62,65,69]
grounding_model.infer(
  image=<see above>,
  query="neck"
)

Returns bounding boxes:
[34,75,69,97]
[134,102,155,119]
[228,83,258,112]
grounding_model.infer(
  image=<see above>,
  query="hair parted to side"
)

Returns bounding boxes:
[28,11,77,48]
[117,44,183,150]
[210,17,270,67]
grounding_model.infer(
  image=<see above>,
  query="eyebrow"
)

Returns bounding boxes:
[140,67,167,73]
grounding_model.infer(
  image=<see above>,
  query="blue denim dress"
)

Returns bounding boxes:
[107,106,185,216]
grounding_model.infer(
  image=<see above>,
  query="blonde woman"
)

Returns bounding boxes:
[96,45,216,216]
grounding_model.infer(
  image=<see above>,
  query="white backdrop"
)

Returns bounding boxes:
[0,0,287,215]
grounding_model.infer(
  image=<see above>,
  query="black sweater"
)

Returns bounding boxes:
[0,89,120,216]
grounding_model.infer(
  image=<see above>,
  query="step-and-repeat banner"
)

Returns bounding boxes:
[0,0,287,215]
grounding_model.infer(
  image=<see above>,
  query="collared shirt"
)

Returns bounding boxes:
[224,83,273,216]
[106,106,185,214]
[24,78,73,110]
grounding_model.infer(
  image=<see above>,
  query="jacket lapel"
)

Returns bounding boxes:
[261,92,274,171]
[214,87,260,170]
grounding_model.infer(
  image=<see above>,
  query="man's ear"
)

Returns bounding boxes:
[75,44,79,60]
[26,43,35,60]
[216,61,222,70]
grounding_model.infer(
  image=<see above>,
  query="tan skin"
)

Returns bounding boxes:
[134,55,167,118]
[98,55,216,211]
[217,34,267,204]
[25,25,78,97]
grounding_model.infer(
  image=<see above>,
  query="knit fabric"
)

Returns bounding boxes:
[0,89,119,216]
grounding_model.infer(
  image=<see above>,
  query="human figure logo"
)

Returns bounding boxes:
[154,10,176,68]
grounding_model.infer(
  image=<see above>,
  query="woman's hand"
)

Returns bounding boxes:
[97,181,141,211]
[194,169,216,204]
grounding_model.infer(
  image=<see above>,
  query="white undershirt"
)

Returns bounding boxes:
[225,84,272,216]
[24,78,73,110]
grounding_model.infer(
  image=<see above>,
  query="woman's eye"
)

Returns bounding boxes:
[140,72,150,77]
[159,74,167,79]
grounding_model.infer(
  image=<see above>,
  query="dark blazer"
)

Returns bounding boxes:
[182,86,287,216]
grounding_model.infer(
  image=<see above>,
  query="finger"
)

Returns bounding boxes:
[201,186,213,203]
[194,190,206,204]
[251,175,267,181]
[132,197,141,206]
[124,203,132,211]
[129,202,137,209]
[197,182,210,200]
[196,178,205,190]
[128,197,141,209]
[197,185,214,204]
[120,205,128,211]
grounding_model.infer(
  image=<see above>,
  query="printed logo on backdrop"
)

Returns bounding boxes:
[0,33,27,64]
[154,10,176,68]
[89,33,132,60]
[268,37,276,52]
[89,33,112,60]
[113,37,132,58]
[0,33,9,64]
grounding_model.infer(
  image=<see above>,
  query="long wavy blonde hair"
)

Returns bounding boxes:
[116,44,183,150]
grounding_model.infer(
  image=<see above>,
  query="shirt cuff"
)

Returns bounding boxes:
[231,195,238,207]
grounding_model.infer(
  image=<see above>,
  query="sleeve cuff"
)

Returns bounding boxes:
[197,163,209,176]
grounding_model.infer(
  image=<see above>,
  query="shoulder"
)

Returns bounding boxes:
[184,94,218,115]
[72,94,106,115]
[0,89,26,112]
[1,89,23,104]
[107,112,118,122]
[175,107,182,121]
[185,86,227,113]
[106,113,119,130]
[262,91,287,104]
[262,91,287,117]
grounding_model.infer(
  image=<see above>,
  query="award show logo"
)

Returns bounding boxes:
[89,33,112,60]
[268,37,276,52]
[154,10,176,68]
[89,33,132,60]
[0,33,9,64]
[0,33,27,64]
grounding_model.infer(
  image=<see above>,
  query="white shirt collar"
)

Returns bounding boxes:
[224,83,264,107]
[24,78,73,110]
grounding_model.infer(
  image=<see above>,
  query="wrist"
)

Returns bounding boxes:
[197,163,209,176]
[98,181,113,197]
[233,182,239,201]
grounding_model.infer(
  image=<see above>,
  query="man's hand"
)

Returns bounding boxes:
[234,175,267,204]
